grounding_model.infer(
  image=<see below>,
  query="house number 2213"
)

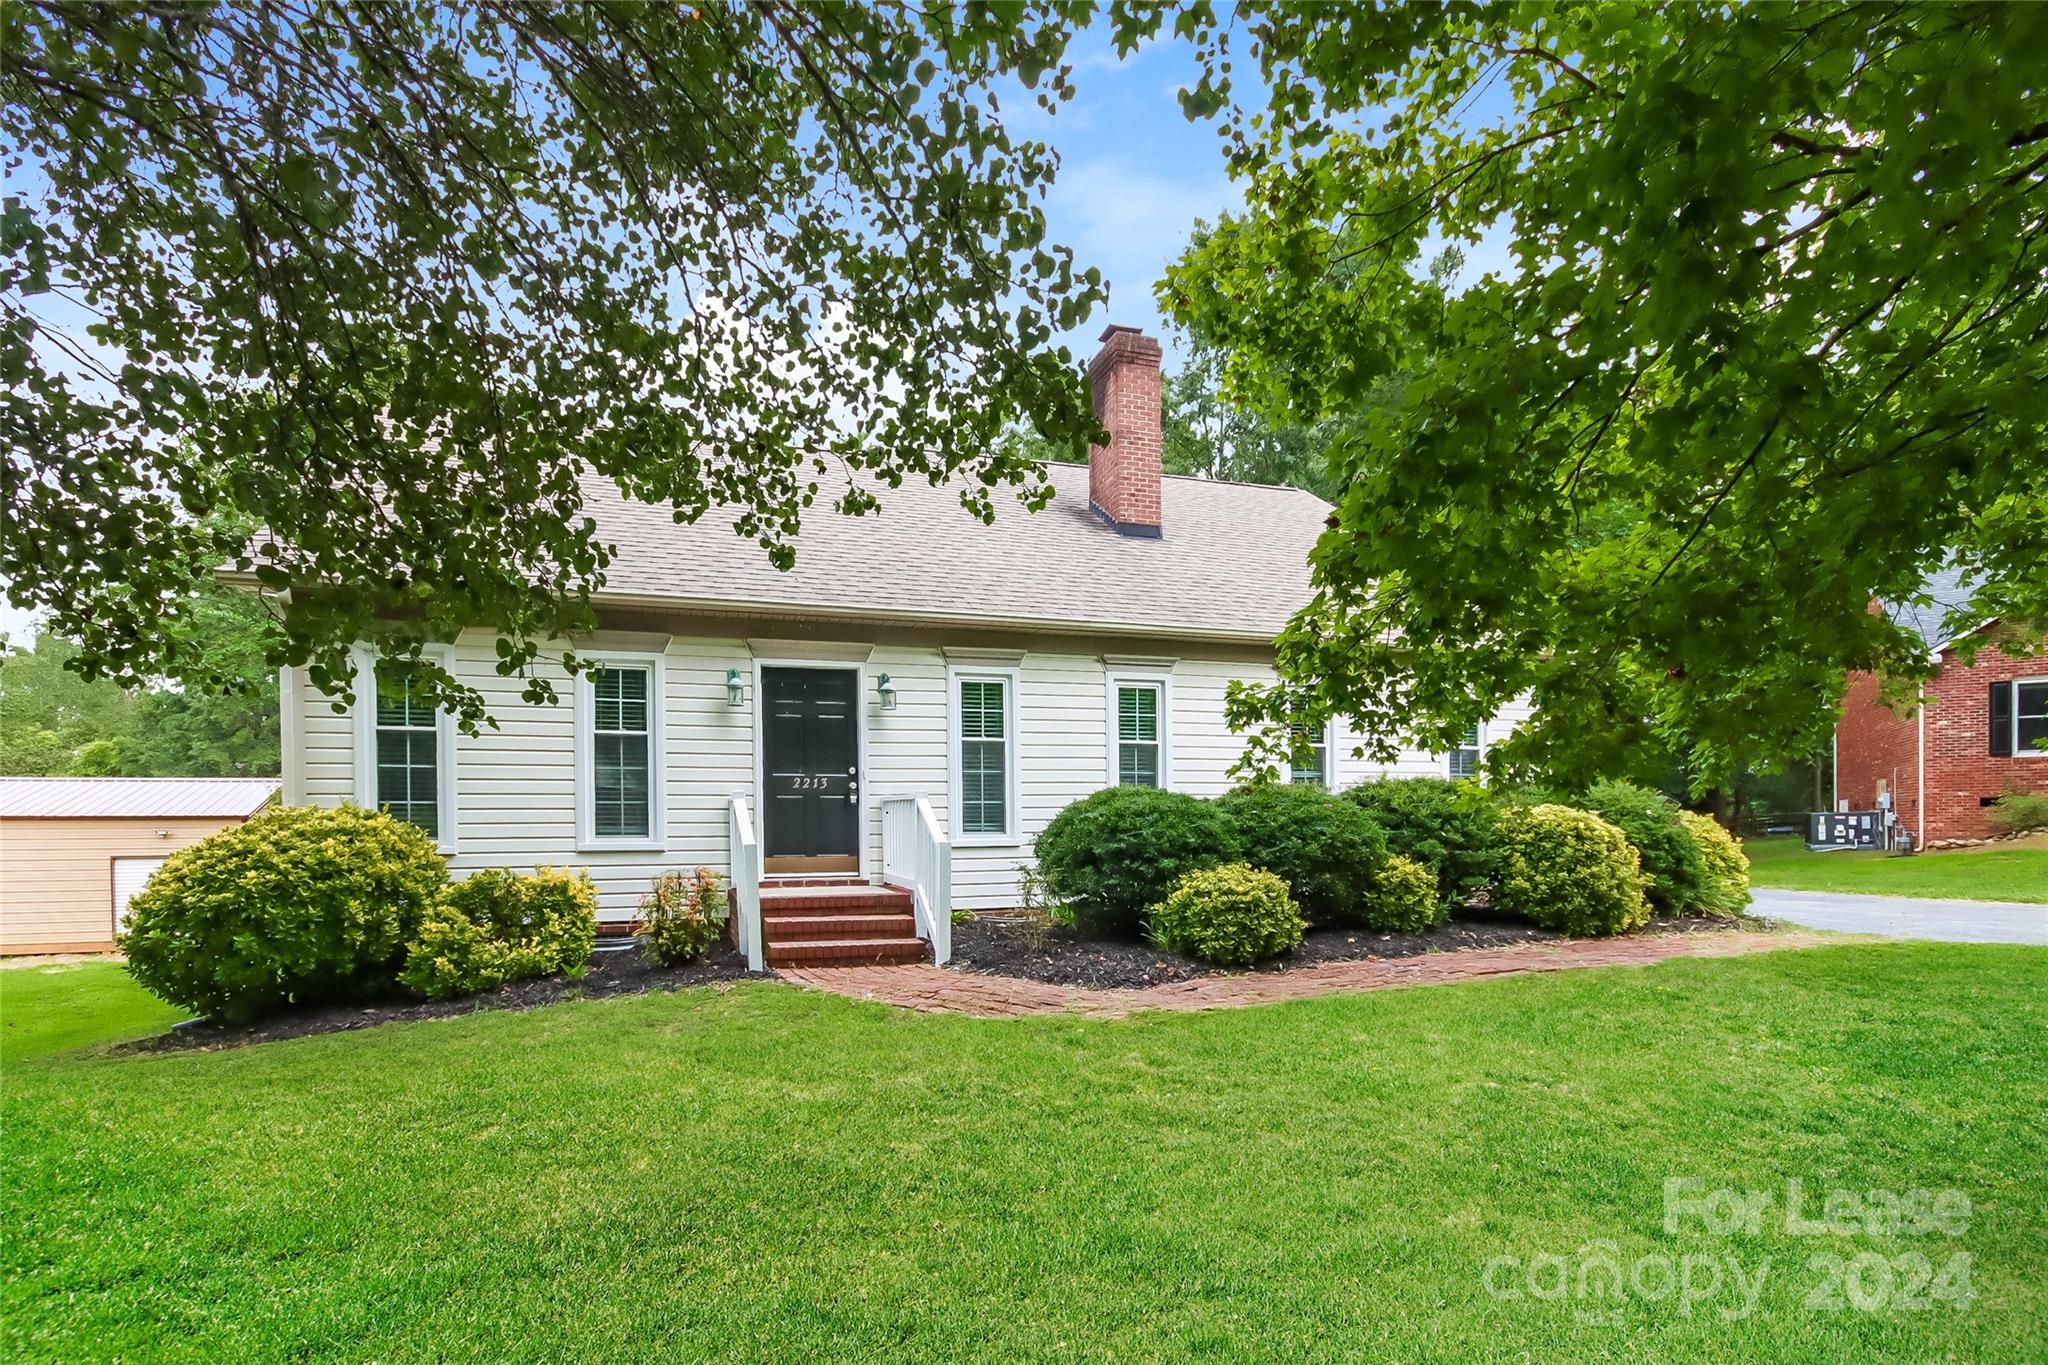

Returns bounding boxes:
[789,776,833,791]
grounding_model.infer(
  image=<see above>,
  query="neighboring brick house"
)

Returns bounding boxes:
[1835,567,2048,846]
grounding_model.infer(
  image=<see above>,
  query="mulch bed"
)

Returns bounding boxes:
[111,913,1758,1050]
[947,912,1750,991]
[115,940,767,1054]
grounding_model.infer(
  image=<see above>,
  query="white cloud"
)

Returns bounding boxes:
[1045,156,1240,357]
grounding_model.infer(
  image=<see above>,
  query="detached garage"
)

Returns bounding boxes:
[0,777,279,954]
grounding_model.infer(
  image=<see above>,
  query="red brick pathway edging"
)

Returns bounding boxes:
[778,930,1833,1019]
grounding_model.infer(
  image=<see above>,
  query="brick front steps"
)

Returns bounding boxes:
[779,929,1832,1018]
[761,882,927,967]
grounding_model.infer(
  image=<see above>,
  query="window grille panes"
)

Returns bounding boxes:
[959,679,1009,835]
[1449,723,1482,780]
[374,663,438,835]
[592,667,651,838]
[1290,723,1327,787]
[2019,682,2048,753]
[1118,684,1161,787]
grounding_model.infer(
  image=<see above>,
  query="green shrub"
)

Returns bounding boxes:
[120,804,446,1021]
[1678,811,1751,918]
[1215,783,1388,925]
[399,903,543,1000]
[639,867,729,966]
[1032,787,1236,937]
[1147,864,1305,966]
[1989,790,2048,835]
[1580,780,1709,914]
[1340,777,1505,911]
[399,865,598,1000]
[1359,854,1442,933]
[1496,804,1651,937]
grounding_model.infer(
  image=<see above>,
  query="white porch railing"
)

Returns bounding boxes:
[880,794,951,965]
[728,794,764,971]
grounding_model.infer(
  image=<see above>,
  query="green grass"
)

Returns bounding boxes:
[1745,835,2048,902]
[0,961,183,1065]
[5,951,2046,1362]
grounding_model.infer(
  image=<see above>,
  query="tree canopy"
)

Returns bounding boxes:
[8,2,2044,789]
[3,0,1104,726]
[1,546,282,779]
[1164,1,2048,787]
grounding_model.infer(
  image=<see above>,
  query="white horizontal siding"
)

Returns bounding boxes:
[1334,691,1536,786]
[950,650,1115,910]
[290,631,1534,916]
[295,631,752,917]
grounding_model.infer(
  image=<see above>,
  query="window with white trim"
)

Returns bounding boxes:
[1116,682,1163,787]
[372,661,442,836]
[956,675,1013,837]
[590,665,653,839]
[1289,722,1330,788]
[2018,680,2048,755]
[1448,723,1482,779]
[353,647,456,850]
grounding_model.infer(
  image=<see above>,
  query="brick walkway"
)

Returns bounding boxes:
[778,930,1832,1019]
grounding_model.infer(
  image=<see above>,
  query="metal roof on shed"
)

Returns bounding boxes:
[0,777,280,820]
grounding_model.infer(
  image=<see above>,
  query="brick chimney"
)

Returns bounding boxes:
[1086,324,1164,538]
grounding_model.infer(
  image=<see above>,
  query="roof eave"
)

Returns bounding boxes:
[213,580,1287,649]
[587,589,1282,647]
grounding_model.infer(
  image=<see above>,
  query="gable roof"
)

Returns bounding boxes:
[581,461,1330,642]
[0,777,280,820]
[1883,563,1984,655]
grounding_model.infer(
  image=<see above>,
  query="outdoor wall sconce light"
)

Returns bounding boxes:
[726,668,745,708]
[876,673,897,711]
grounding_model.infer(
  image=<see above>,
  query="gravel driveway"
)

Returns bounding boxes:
[1748,888,2048,945]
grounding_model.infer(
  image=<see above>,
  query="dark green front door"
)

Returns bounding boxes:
[763,666,860,872]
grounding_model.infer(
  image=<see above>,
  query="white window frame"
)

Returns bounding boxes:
[2014,677,2048,758]
[1447,721,1485,781]
[948,663,1021,845]
[1288,719,1334,790]
[352,644,458,855]
[575,650,668,852]
[1105,669,1173,790]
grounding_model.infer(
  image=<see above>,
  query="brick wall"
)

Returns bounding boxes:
[1835,668,1921,831]
[1086,325,1164,535]
[1921,628,2048,840]
[1835,626,2048,843]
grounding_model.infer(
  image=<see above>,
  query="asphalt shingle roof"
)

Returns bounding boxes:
[581,461,1330,641]
[1884,563,1982,654]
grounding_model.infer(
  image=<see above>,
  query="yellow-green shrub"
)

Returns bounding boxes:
[120,804,446,1021]
[1359,854,1441,932]
[1496,804,1651,937]
[1147,863,1305,966]
[1678,811,1751,918]
[399,866,597,999]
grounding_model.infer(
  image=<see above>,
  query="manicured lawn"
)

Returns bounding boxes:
[6,950,2046,1362]
[0,960,183,1065]
[1745,834,2048,902]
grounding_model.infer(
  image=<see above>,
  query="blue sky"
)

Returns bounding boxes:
[1024,23,1516,365]
[1015,26,1246,362]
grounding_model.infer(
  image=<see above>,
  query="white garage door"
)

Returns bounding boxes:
[112,857,166,932]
